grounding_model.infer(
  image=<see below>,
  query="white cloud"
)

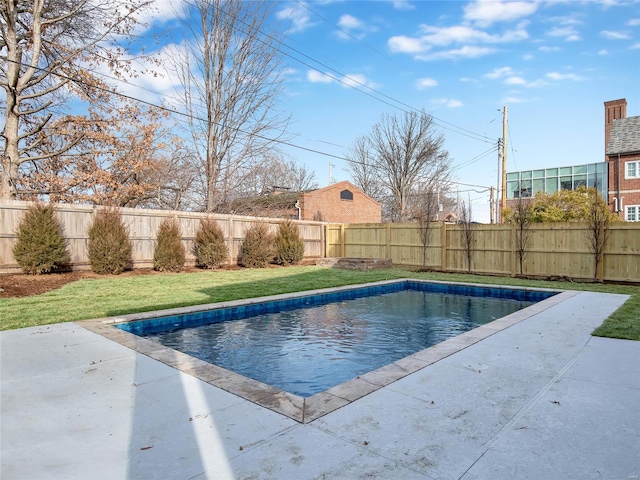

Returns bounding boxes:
[388,23,527,60]
[417,24,528,46]
[338,14,364,30]
[388,35,429,53]
[505,76,527,85]
[546,72,584,81]
[306,70,378,89]
[464,0,538,27]
[336,14,378,40]
[417,45,496,61]
[547,26,581,41]
[484,66,515,79]
[600,30,631,40]
[393,0,415,11]
[598,49,609,55]
[341,73,378,89]
[277,3,315,33]
[523,54,533,60]
[630,42,640,49]
[416,77,438,89]
[539,45,562,52]
[431,98,463,108]
[627,19,640,26]
[525,79,549,88]
[307,69,334,84]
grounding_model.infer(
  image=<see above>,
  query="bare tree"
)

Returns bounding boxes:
[240,155,318,197]
[585,186,611,282]
[345,135,386,200]
[411,183,440,269]
[347,110,451,222]
[1,0,153,200]
[460,197,475,274]
[510,193,533,276]
[168,0,290,212]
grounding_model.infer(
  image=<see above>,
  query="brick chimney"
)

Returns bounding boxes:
[604,98,627,152]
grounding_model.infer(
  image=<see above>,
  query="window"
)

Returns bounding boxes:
[626,161,640,179]
[626,205,639,222]
[340,189,353,201]
[560,177,572,190]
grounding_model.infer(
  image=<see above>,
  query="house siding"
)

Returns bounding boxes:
[299,181,382,223]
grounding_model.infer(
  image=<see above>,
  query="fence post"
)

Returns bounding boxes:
[323,224,327,258]
[340,224,345,257]
[510,223,517,277]
[386,223,391,260]
[441,222,447,272]
[228,216,235,265]
[597,226,607,282]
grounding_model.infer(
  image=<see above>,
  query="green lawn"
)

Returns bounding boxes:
[1,266,638,340]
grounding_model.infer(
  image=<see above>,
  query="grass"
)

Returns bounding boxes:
[1,266,638,340]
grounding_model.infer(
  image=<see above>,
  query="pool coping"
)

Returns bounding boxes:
[78,279,577,424]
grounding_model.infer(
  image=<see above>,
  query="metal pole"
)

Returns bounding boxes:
[501,106,508,222]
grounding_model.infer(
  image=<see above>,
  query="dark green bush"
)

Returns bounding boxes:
[274,220,305,266]
[238,222,275,268]
[13,203,70,274]
[153,217,185,272]
[87,207,132,275]
[193,216,228,269]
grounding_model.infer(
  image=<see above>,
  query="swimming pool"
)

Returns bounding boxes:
[116,281,557,397]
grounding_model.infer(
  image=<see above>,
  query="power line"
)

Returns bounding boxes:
[4,56,496,188]
[1,57,349,163]
[182,0,494,144]
[292,0,400,66]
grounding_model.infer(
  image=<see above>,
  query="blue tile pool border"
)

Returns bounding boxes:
[115,280,557,337]
[78,279,575,424]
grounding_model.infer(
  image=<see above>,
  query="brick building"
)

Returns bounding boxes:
[219,181,382,223]
[605,99,640,221]
[299,181,382,223]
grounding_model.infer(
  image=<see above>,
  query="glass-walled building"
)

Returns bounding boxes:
[506,162,608,199]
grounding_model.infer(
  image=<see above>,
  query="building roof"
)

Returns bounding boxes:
[304,180,382,206]
[606,116,640,155]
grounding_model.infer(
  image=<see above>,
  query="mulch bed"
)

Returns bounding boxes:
[0,269,169,298]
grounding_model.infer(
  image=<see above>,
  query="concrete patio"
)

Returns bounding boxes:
[2,289,639,479]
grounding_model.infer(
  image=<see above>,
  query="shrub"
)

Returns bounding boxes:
[274,220,305,266]
[13,203,70,274]
[238,223,274,268]
[193,216,228,269]
[153,217,185,272]
[87,207,132,275]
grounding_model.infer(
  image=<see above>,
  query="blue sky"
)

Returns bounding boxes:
[132,0,640,221]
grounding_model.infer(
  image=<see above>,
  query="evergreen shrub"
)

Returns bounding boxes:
[193,216,228,269]
[153,217,185,272]
[13,203,70,274]
[274,220,305,266]
[87,207,132,275]
[238,222,274,268]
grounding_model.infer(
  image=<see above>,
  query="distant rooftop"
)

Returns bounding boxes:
[606,116,640,155]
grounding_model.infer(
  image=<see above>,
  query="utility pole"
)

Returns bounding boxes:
[329,163,335,185]
[496,138,502,224]
[500,106,508,222]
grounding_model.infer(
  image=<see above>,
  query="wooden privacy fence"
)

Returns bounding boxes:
[0,201,324,273]
[326,222,640,283]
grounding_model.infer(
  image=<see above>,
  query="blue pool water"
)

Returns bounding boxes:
[118,281,555,397]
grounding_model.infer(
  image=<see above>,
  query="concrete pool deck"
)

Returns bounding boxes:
[2,289,639,479]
